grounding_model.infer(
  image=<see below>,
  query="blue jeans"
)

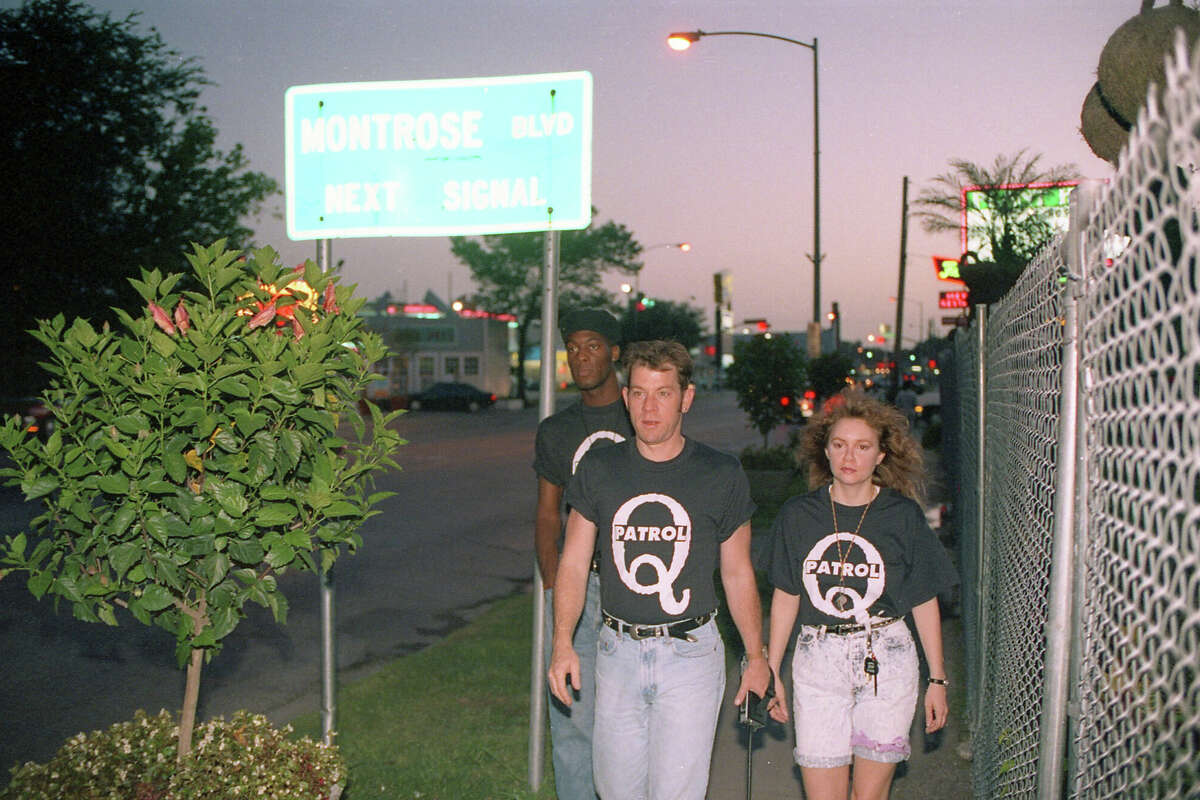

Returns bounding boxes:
[543,571,602,800]
[592,617,725,800]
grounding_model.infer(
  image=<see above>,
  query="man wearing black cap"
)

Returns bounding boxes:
[533,307,632,800]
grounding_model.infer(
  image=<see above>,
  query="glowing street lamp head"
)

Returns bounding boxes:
[667,31,700,51]
[678,242,691,252]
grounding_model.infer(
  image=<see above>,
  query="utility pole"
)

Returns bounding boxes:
[892,176,909,399]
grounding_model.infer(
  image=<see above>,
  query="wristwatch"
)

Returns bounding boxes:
[927,677,949,687]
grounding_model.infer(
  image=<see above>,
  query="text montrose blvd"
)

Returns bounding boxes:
[299,111,576,154]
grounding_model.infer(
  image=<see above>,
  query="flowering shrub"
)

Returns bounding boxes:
[1,710,344,800]
[0,241,404,754]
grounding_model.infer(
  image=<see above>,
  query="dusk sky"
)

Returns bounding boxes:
[15,0,1145,344]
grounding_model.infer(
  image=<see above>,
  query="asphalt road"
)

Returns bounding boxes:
[0,389,765,772]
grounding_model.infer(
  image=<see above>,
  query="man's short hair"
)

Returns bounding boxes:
[622,340,693,391]
[559,308,621,346]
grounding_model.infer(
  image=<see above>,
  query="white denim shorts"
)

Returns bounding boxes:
[790,619,919,767]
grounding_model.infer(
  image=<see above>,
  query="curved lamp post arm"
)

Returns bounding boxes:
[669,29,814,50]
[667,29,822,325]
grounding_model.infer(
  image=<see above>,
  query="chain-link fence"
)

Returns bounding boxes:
[948,34,1200,800]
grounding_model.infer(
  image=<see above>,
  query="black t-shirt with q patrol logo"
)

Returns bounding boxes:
[565,438,755,625]
[759,485,957,627]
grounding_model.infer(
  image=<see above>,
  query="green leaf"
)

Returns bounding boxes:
[97,604,118,626]
[205,552,230,588]
[145,515,170,545]
[8,532,27,558]
[98,473,130,494]
[208,605,237,641]
[212,428,240,453]
[266,377,304,404]
[283,527,311,549]
[128,598,152,625]
[163,435,189,483]
[21,475,58,500]
[232,409,267,436]
[227,538,264,565]
[290,363,326,387]
[139,584,175,612]
[102,437,130,460]
[28,571,52,599]
[277,430,302,472]
[322,500,360,518]
[108,504,137,537]
[55,575,83,602]
[149,330,177,358]
[266,590,289,625]
[213,376,251,398]
[109,543,141,580]
[254,503,296,527]
[113,413,149,435]
[265,540,296,569]
[69,318,99,349]
[212,481,248,518]
[260,485,291,501]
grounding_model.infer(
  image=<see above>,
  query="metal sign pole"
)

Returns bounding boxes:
[317,238,337,745]
[528,226,560,790]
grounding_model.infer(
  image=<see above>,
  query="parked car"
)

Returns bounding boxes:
[408,382,497,412]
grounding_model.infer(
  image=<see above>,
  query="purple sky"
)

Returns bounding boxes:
[16,0,1142,343]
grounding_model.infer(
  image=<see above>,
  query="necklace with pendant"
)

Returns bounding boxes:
[829,484,876,612]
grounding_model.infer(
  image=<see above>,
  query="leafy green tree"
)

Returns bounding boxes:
[620,298,706,349]
[724,335,807,448]
[808,351,854,401]
[0,0,278,395]
[450,217,641,402]
[0,242,403,757]
[912,150,1079,304]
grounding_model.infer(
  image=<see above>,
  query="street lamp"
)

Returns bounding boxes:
[667,29,821,324]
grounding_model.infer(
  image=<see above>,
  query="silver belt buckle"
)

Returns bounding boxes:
[629,623,657,640]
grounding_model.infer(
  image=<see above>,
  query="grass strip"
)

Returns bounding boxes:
[290,591,556,800]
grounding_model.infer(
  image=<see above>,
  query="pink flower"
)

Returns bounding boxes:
[322,283,339,314]
[247,301,277,330]
[173,301,190,334]
[291,315,306,341]
[148,302,176,336]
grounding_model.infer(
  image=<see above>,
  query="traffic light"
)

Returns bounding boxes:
[826,301,839,322]
[634,292,655,311]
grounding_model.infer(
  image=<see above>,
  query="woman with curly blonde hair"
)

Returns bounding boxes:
[800,391,926,502]
[759,389,957,800]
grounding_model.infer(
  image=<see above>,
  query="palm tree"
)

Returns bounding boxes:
[914,150,1081,262]
[913,150,1080,303]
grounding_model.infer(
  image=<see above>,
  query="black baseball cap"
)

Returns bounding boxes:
[559,308,621,346]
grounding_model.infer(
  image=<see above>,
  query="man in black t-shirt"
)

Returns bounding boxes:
[533,308,631,800]
[548,340,769,800]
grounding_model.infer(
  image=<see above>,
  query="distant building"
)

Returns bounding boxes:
[359,292,515,404]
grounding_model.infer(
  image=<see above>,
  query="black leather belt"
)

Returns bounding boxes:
[602,610,716,642]
[824,616,901,636]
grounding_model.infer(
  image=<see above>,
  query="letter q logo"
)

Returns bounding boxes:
[611,493,692,615]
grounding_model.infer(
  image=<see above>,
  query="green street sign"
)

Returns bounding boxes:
[285,72,592,240]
